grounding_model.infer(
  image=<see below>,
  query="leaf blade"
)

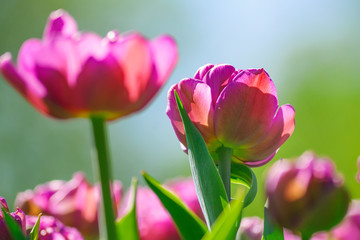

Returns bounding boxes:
[115,177,140,240]
[202,192,245,240]
[30,214,42,240]
[230,163,257,208]
[142,171,208,240]
[263,201,284,240]
[175,91,228,228]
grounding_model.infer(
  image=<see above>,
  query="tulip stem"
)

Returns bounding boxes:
[90,117,117,240]
[218,146,233,201]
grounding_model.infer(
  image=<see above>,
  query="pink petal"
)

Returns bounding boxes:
[73,54,129,118]
[150,35,178,87]
[202,64,235,105]
[194,64,214,80]
[241,104,295,162]
[131,35,178,111]
[43,9,78,40]
[166,83,188,150]
[0,53,51,116]
[214,80,278,148]
[110,33,153,104]
[232,68,278,98]
[166,79,216,149]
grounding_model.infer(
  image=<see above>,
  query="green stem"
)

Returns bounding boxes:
[218,146,233,201]
[90,116,117,240]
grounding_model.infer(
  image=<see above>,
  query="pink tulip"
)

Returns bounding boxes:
[26,215,84,240]
[0,9,178,120]
[15,172,122,236]
[0,197,26,239]
[265,152,349,235]
[118,178,203,240]
[166,64,295,167]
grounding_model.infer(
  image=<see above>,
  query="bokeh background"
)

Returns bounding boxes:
[0,0,359,219]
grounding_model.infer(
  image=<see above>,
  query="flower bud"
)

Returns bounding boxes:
[266,152,350,236]
[0,197,26,239]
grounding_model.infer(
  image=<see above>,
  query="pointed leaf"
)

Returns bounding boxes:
[115,177,140,240]
[1,208,26,240]
[175,91,228,228]
[202,191,245,240]
[142,171,207,240]
[263,201,284,240]
[230,163,257,208]
[30,214,42,240]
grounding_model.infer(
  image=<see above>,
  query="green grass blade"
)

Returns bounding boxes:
[115,177,140,240]
[30,214,42,240]
[142,171,208,240]
[174,91,228,228]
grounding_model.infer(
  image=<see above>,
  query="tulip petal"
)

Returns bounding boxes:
[133,35,178,110]
[0,53,52,116]
[232,68,278,98]
[214,80,278,148]
[150,35,178,86]
[202,64,235,105]
[241,104,295,162]
[166,79,216,149]
[110,33,152,104]
[74,54,129,118]
[43,9,78,40]
[194,64,214,80]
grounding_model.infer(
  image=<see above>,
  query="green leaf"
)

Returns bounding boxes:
[202,191,245,240]
[29,214,41,240]
[142,171,208,240]
[263,201,284,240]
[1,208,26,240]
[115,177,140,240]
[174,91,228,228]
[230,163,257,208]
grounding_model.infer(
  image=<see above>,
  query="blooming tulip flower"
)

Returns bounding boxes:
[118,178,203,240]
[166,64,295,167]
[15,172,122,236]
[0,9,178,120]
[265,152,350,237]
[26,215,84,240]
[0,197,26,239]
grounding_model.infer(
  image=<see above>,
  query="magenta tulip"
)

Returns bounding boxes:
[15,172,122,236]
[26,215,84,240]
[0,9,178,120]
[118,178,203,240]
[0,197,26,239]
[265,152,349,236]
[166,64,295,167]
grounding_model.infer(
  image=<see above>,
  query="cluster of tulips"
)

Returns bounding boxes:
[0,9,359,240]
